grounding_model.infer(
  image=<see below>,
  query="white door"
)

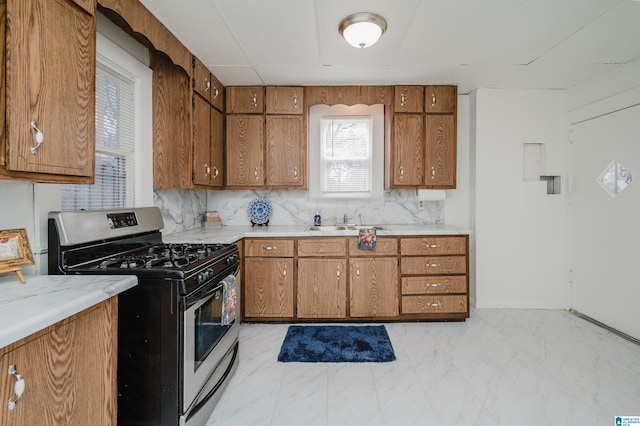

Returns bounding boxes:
[570,104,640,339]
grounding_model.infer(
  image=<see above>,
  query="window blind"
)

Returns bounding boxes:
[62,61,136,210]
[320,117,372,194]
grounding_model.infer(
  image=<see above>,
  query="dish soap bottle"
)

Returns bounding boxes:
[314,211,321,226]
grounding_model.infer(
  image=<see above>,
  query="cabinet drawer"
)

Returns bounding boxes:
[348,237,397,256]
[401,236,466,255]
[394,86,424,113]
[298,238,346,257]
[244,239,294,257]
[424,86,457,113]
[402,276,467,295]
[402,295,467,314]
[401,256,466,275]
[266,86,303,114]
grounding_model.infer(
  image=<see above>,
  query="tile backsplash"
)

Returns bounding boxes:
[206,189,444,227]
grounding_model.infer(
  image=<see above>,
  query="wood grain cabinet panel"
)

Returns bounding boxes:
[426,114,456,188]
[192,56,212,102]
[2,0,96,182]
[245,239,295,257]
[266,86,303,114]
[226,86,264,113]
[226,115,264,187]
[349,257,398,318]
[424,85,457,113]
[265,115,305,188]
[402,295,467,314]
[192,93,212,186]
[348,237,397,256]
[394,86,424,113]
[0,298,116,426]
[392,114,424,186]
[298,238,346,257]
[401,236,466,255]
[401,256,467,275]
[402,276,467,295]
[297,258,347,319]
[244,257,294,318]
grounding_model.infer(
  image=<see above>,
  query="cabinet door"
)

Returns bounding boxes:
[226,86,264,113]
[244,257,294,318]
[226,115,264,187]
[192,94,211,186]
[152,52,192,189]
[265,115,304,187]
[6,0,95,178]
[209,73,225,112]
[425,114,456,188]
[0,300,115,426]
[424,86,457,113]
[265,86,303,114]
[394,86,424,113]
[298,258,347,319]
[210,108,224,188]
[349,257,398,318]
[192,56,212,102]
[392,114,424,186]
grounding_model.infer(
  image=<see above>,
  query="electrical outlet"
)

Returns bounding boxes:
[417,200,425,210]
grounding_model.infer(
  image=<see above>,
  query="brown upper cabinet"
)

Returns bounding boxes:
[390,85,457,189]
[394,86,424,113]
[226,86,265,114]
[1,0,96,183]
[265,87,303,115]
[192,56,224,112]
[425,85,457,113]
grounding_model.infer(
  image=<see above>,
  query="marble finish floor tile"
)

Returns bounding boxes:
[207,309,640,426]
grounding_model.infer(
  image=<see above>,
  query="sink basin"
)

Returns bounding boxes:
[306,225,389,231]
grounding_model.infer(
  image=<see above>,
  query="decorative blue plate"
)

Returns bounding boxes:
[247,198,272,225]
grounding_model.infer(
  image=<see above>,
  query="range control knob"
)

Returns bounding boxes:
[226,254,238,265]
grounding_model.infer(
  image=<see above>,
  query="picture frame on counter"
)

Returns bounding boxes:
[0,228,35,284]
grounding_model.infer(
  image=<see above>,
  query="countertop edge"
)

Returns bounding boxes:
[0,275,138,348]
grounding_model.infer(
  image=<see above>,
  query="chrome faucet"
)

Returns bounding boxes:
[343,213,348,224]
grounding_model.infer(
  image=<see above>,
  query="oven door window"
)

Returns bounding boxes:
[194,287,231,370]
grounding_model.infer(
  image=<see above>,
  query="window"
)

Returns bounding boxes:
[321,117,372,195]
[62,62,135,210]
[309,104,384,199]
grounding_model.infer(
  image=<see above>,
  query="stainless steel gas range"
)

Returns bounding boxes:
[48,207,239,426]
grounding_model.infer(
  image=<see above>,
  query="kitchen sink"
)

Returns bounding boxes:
[306,225,390,231]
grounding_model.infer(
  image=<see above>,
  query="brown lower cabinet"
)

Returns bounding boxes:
[0,298,117,425]
[242,235,469,322]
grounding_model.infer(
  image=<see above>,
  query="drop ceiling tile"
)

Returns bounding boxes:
[494,63,619,90]
[214,0,319,66]
[320,66,392,85]
[209,66,264,86]
[534,1,640,66]
[256,66,324,85]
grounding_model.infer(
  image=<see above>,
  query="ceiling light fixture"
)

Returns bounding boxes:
[339,12,387,49]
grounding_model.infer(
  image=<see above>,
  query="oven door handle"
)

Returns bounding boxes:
[186,283,223,308]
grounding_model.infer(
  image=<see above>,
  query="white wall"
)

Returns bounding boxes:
[474,89,566,308]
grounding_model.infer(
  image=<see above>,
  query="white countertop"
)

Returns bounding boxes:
[0,274,137,348]
[163,223,472,244]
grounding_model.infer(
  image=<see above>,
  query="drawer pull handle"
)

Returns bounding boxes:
[336,266,341,279]
[212,166,219,179]
[204,163,211,177]
[7,364,25,411]
[205,78,211,92]
[426,263,440,268]
[399,166,404,179]
[252,93,258,108]
[283,265,287,278]
[429,302,441,307]
[431,93,436,107]
[356,266,360,278]
[425,244,439,248]
[431,166,436,179]
[293,95,298,109]
[401,93,406,107]
[213,87,219,100]
[263,246,277,251]
[294,166,298,179]
[428,283,442,287]
[254,167,259,179]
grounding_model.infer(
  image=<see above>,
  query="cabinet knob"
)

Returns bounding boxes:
[7,364,25,411]
[30,121,44,155]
